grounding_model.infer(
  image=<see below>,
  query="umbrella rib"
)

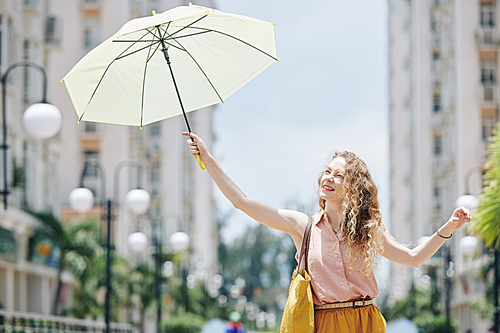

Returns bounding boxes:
[157,25,224,104]
[170,37,224,104]
[147,41,162,63]
[164,30,211,40]
[163,15,208,40]
[140,36,158,129]
[179,26,279,62]
[79,30,153,121]
[115,40,161,60]
[112,39,159,43]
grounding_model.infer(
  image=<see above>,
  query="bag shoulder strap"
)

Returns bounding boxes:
[297,216,313,272]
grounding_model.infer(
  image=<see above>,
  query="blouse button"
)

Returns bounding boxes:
[337,258,342,262]
[341,277,346,282]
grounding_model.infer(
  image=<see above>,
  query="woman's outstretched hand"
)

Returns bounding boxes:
[182,132,210,161]
[446,206,472,231]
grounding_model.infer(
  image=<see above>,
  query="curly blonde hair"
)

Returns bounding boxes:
[318,151,386,276]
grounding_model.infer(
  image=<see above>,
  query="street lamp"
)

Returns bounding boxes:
[69,159,150,333]
[1,61,62,209]
[128,231,148,254]
[170,230,190,314]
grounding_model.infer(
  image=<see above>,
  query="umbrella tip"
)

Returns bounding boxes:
[152,10,156,16]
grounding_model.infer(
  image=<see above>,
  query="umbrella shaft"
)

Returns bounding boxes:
[162,45,193,135]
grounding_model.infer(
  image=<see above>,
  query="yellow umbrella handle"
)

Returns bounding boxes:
[196,154,205,170]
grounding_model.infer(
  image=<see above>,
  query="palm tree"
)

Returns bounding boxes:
[70,249,133,320]
[33,213,100,315]
[131,262,157,332]
[470,123,500,248]
[469,123,500,331]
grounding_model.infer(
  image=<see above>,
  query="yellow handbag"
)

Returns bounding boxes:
[280,219,314,333]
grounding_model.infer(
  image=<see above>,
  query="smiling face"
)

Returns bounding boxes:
[319,157,347,208]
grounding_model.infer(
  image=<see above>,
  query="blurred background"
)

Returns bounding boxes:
[0,0,498,332]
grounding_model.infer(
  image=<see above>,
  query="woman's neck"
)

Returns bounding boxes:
[324,203,343,233]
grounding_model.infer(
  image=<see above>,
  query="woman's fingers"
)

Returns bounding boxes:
[183,133,200,156]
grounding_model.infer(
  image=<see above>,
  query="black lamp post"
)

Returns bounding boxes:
[1,61,62,209]
[69,159,150,333]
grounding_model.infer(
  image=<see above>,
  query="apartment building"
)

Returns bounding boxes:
[0,0,219,315]
[389,0,496,331]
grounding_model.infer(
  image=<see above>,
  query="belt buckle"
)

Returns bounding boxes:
[354,300,366,307]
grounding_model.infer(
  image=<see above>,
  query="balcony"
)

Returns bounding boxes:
[81,0,102,15]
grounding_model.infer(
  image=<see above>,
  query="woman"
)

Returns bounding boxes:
[182,132,471,332]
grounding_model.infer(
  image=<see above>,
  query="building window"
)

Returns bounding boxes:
[433,94,441,113]
[431,51,440,73]
[23,40,38,104]
[83,151,99,178]
[481,4,495,28]
[434,135,442,155]
[434,186,440,198]
[430,10,439,32]
[7,18,14,67]
[482,115,498,140]
[85,122,97,133]
[84,17,101,51]
[481,61,497,84]
[149,123,161,137]
[150,162,160,183]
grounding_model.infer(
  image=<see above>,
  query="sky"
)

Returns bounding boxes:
[207,0,390,245]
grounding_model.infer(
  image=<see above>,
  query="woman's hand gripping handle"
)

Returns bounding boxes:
[182,132,206,170]
[182,132,207,170]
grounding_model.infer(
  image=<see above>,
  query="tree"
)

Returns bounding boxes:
[470,123,500,248]
[380,283,459,333]
[131,262,156,332]
[33,213,99,315]
[69,249,133,320]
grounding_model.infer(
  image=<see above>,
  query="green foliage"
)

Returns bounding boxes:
[69,250,133,320]
[469,254,499,323]
[161,313,206,333]
[470,298,494,320]
[380,282,441,322]
[222,224,296,301]
[469,122,500,248]
[31,212,101,314]
[413,314,459,333]
[168,278,220,319]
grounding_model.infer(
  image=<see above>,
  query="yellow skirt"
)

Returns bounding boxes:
[314,304,386,333]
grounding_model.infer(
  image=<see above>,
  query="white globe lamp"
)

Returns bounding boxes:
[23,103,62,139]
[128,232,148,254]
[125,189,151,215]
[460,236,479,257]
[69,188,94,213]
[455,194,477,211]
[170,231,190,252]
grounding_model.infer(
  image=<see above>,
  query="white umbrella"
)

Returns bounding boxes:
[62,3,277,128]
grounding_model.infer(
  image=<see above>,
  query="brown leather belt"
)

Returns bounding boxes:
[314,299,374,310]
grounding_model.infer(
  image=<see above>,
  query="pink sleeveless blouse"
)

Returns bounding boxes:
[301,211,379,305]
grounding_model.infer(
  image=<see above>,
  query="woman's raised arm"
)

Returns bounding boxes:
[182,132,308,241]
[379,207,471,268]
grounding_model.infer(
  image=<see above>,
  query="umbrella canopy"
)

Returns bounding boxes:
[62,3,278,128]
